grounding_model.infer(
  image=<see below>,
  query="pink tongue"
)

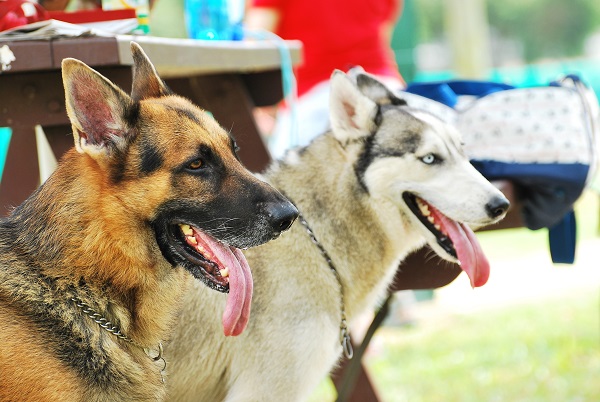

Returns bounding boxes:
[195,232,253,336]
[437,215,490,287]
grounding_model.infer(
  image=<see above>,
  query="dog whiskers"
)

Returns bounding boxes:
[424,249,442,265]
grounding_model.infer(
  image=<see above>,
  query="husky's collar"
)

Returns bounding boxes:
[295,210,354,360]
[71,297,167,382]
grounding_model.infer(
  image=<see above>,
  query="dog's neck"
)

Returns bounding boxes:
[5,150,190,347]
[268,134,425,321]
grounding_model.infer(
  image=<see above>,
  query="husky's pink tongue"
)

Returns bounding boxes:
[437,214,490,287]
[194,232,253,336]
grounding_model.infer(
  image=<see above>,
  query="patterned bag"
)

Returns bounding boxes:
[402,76,599,264]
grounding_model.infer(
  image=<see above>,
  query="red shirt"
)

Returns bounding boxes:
[251,0,402,97]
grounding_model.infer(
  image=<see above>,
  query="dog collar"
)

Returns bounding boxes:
[71,297,167,382]
[295,211,354,360]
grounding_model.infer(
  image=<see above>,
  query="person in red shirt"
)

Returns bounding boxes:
[246,0,405,157]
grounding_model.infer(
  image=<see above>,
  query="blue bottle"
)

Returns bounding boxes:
[185,0,240,40]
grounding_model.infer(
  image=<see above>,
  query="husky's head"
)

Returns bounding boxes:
[328,71,509,287]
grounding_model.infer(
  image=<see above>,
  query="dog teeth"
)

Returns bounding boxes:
[434,224,441,231]
[220,267,229,278]
[187,235,197,245]
[427,216,435,224]
[196,245,214,260]
[417,201,430,216]
[180,224,194,236]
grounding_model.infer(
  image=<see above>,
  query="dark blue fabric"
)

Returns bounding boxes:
[549,210,577,264]
[470,161,589,186]
[405,80,515,107]
[470,160,589,230]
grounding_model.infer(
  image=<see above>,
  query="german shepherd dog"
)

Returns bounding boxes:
[165,71,510,401]
[0,42,297,402]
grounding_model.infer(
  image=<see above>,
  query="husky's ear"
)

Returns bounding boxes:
[356,73,407,106]
[130,42,171,101]
[329,70,378,144]
[62,58,137,159]
[346,66,366,82]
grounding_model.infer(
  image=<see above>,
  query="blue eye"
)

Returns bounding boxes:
[421,154,436,164]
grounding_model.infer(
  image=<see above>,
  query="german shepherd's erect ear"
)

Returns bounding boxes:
[61,42,170,164]
[130,42,171,101]
[62,58,137,162]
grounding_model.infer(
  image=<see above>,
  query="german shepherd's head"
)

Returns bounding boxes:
[61,42,297,335]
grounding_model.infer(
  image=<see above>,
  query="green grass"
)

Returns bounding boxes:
[309,290,600,402]
[307,191,600,401]
[367,291,600,402]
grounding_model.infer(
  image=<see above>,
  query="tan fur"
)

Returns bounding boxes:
[165,71,509,401]
[0,305,85,402]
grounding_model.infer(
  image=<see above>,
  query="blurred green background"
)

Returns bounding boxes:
[392,0,600,95]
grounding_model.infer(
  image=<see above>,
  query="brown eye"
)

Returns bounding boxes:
[188,159,203,170]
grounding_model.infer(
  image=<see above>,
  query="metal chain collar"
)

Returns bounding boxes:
[296,212,354,360]
[71,298,167,382]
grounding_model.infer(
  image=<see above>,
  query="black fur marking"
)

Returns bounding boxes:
[109,147,128,184]
[373,105,384,128]
[354,104,384,191]
[139,142,163,175]
[390,131,421,155]
[165,104,202,125]
[354,110,422,191]
[356,74,408,106]
[390,96,408,106]
[198,144,225,174]
[124,101,141,129]
[354,133,378,192]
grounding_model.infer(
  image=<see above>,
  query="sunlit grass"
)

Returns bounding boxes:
[309,290,600,402]
[366,290,600,402]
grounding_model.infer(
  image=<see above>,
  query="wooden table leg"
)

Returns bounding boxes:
[332,364,381,402]
[331,296,392,402]
[0,126,39,215]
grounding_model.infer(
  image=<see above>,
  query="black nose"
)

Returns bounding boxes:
[266,201,298,233]
[485,195,510,219]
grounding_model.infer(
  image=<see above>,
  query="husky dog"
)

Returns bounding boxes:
[165,71,509,401]
[0,42,297,401]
